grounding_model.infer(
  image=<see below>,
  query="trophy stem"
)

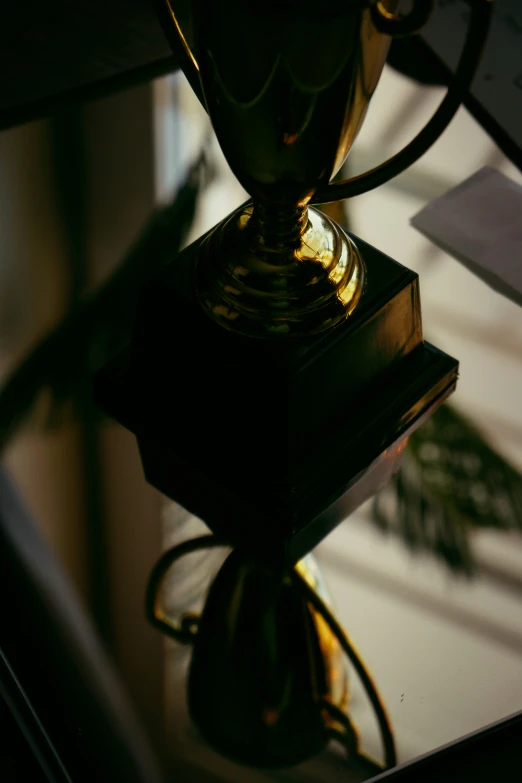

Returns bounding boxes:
[249,201,309,255]
[195,202,365,338]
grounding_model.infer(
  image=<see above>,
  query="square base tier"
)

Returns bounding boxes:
[94,223,458,566]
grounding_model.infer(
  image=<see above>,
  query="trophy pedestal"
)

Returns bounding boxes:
[94,222,458,567]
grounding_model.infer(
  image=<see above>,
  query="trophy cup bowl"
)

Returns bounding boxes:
[167,0,395,336]
[191,0,394,337]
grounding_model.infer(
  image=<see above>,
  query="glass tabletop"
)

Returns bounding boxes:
[154,64,522,782]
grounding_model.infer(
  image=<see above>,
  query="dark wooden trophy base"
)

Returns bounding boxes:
[94,216,458,568]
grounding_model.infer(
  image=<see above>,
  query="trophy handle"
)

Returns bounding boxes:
[312,0,493,205]
[370,0,435,37]
[155,0,206,107]
[146,535,229,643]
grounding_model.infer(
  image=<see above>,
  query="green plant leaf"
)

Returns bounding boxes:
[373,404,522,575]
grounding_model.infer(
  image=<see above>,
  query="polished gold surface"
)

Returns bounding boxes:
[159,0,491,337]
[164,0,398,336]
[170,1,394,207]
[196,202,364,337]
[296,554,349,717]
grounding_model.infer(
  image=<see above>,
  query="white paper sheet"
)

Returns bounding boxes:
[411,166,522,308]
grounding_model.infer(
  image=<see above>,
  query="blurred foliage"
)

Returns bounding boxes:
[322,197,522,577]
[0,154,208,451]
[373,404,522,575]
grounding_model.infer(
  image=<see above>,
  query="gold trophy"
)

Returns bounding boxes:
[155,0,491,337]
[94,0,492,770]
[107,0,492,560]
[95,0,494,611]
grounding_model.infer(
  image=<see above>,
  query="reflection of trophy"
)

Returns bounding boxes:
[95,0,491,770]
